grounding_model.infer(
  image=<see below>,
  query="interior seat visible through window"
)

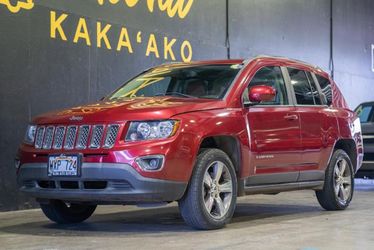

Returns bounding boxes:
[185,79,206,96]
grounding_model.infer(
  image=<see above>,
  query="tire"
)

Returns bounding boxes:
[40,200,96,224]
[316,149,354,210]
[178,148,237,230]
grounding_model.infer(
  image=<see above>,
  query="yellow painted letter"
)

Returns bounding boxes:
[180,40,192,62]
[158,0,194,19]
[50,11,68,41]
[97,22,112,49]
[73,18,91,46]
[125,0,140,7]
[146,34,160,58]
[117,27,133,53]
[164,37,176,60]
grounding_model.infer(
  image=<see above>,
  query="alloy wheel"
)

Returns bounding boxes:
[333,158,352,205]
[202,161,233,219]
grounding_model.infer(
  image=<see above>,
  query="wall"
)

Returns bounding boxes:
[332,0,374,109]
[0,0,373,211]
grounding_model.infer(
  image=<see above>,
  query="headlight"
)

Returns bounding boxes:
[24,125,37,145]
[125,120,179,141]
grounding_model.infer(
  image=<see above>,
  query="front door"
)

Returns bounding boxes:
[244,66,302,185]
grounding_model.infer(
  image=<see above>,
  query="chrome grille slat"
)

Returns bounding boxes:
[53,126,65,149]
[42,126,55,149]
[89,125,105,149]
[64,126,78,150]
[76,125,90,149]
[103,124,120,148]
[34,126,45,149]
[34,123,121,150]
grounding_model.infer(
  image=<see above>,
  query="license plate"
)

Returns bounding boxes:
[48,154,81,177]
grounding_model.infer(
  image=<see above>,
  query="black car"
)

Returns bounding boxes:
[355,102,374,178]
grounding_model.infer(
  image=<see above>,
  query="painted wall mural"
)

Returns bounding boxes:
[1,0,194,62]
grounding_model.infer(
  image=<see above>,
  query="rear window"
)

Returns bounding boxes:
[356,104,374,123]
[288,68,315,105]
[306,72,322,105]
[315,75,332,106]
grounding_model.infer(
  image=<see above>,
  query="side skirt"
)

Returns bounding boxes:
[243,181,324,195]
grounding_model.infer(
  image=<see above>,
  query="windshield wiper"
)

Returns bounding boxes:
[155,92,197,98]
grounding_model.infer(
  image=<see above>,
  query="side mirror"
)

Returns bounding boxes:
[248,85,276,103]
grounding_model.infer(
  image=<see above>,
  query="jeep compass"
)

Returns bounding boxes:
[16,56,363,229]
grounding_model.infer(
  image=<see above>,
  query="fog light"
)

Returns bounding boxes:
[135,155,165,171]
[14,158,20,169]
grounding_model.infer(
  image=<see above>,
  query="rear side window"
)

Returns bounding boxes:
[288,68,315,105]
[356,105,373,123]
[315,75,332,106]
[244,66,289,105]
[306,72,322,105]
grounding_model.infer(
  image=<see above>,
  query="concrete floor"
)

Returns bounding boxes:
[1,180,373,250]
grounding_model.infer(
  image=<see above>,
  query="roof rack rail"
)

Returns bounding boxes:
[252,54,322,70]
[160,61,184,66]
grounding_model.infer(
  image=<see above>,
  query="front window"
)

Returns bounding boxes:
[108,64,242,100]
[243,66,289,105]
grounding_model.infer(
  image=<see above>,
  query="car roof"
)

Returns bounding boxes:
[161,55,331,78]
[157,56,348,109]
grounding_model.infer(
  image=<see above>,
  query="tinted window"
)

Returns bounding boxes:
[316,75,332,105]
[288,68,315,105]
[244,66,288,105]
[356,105,373,123]
[306,72,322,105]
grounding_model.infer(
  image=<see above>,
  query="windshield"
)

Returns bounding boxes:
[108,64,242,100]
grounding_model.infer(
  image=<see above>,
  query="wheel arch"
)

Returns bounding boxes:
[333,139,357,172]
[199,135,242,175]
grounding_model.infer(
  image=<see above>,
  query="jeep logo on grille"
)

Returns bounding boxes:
[69,116,83,121]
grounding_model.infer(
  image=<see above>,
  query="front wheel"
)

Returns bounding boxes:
[316,149,354,210]
[40,200,96,224]
[178,148,237,230]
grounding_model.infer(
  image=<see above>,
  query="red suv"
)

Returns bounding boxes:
[16,56,363,229]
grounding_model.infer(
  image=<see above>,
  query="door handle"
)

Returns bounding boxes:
[284,114,298,121]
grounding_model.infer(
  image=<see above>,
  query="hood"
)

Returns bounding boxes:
[33,97,224,125]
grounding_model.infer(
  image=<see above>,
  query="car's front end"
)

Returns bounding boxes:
[16,98,212,204]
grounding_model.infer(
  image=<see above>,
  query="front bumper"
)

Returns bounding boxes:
[17,163,187,204]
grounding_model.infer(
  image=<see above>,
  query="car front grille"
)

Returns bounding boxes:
[64,126,78,150]
[42,126,55,149]
[27,180,132,190]
[32,124,121,150]
[53,126,65,149]
[35,126,45,149]
[103,124,120,148]
[89,125,104,149]
[76,125,90,149]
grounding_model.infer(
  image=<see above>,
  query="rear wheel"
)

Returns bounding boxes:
[316,149,354,210]
[178,148,237,230]
[40,200,96,224]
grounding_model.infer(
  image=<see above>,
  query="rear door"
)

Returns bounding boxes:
[287,68,336,182]
[244,66,302,185]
